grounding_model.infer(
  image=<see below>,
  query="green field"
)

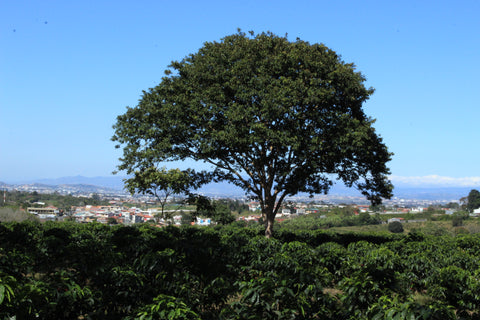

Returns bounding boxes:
[1,220,479,319]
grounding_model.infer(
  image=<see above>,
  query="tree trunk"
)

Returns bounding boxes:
[263,193,277,238]
[265,216,275,238]
[265,213,275,238]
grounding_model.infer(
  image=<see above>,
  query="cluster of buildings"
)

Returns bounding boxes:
[26,198,475,226]
[28,205,211,226]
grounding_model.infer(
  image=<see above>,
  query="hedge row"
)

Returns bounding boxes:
[1,221,479,319]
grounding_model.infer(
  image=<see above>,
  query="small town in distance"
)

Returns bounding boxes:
[2,181,479,229]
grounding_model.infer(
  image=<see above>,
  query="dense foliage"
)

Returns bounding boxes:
[1,221,479,319]
[112,31,393,237]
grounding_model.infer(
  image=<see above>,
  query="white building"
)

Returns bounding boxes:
[196,217,211,226]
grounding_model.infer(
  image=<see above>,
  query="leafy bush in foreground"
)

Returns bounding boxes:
[1,221,479,319]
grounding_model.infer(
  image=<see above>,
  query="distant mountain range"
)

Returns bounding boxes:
[0,175,475,201]
[21,176,126,190]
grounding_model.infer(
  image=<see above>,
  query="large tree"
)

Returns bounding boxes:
[112,31,393,237]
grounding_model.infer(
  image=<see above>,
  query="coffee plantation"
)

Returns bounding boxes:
[1,221,479,319]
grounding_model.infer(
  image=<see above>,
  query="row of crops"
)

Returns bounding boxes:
[1,220,480,319]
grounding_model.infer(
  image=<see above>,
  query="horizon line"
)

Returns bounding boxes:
[2,174,480,189]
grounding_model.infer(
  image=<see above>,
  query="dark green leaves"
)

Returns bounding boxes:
[113,31,393,236]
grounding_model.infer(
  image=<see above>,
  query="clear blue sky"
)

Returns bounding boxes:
[1,0,479,187]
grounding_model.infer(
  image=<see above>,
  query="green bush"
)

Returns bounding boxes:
[452,215,463,227]
[1,221,480,318]
[388,221,404,233]
[127,294,200,320]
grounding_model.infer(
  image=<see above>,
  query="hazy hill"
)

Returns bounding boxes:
[1,175,474,201]
[32,176,126,190]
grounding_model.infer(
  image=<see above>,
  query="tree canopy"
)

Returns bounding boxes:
[112,31,393,237]
[466,189,480,212]
[124,167,202,222]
